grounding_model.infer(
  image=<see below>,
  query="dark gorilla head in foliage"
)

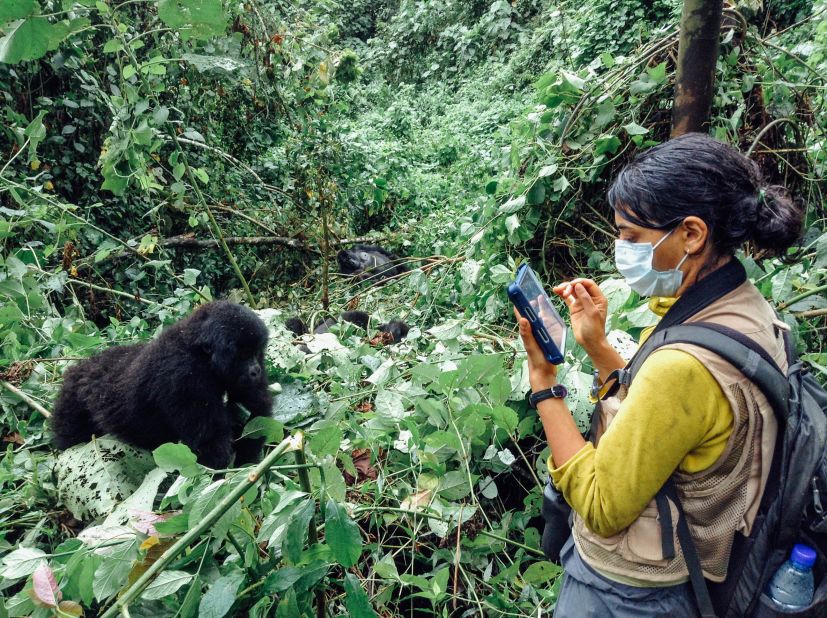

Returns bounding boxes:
[50,301,273,469]
[337,244,408,284]
[377,320,409,343]
[285,310,410,349]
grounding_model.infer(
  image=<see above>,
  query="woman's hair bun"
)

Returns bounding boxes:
[751,183,804,254]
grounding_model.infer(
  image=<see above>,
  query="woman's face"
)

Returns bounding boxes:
[614,211,688,272]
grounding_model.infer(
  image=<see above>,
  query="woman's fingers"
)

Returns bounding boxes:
[516,316,547,362]
[574,283,598,316]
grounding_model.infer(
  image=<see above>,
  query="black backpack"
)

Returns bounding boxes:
[541,320,827,617]
[633,322,827,618]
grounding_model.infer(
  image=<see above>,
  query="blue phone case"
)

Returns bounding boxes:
[507,264,566,365]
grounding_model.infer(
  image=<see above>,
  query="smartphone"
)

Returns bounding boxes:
[507,264,567,364]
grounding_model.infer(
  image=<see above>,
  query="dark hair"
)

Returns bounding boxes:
[607,133,803,257]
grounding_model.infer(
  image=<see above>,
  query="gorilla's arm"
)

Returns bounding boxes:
[167,395,234,469]
[230,381,274,465]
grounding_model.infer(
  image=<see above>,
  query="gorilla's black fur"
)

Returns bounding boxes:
[51,301,273,468]
[377,320,410,343]
[337,244,408,284]
[285,310,409,346]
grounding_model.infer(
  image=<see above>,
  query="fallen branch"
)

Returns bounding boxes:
[796,307,827,319]
[163,234,311,250]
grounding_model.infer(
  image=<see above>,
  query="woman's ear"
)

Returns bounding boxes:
[680,216,709,255]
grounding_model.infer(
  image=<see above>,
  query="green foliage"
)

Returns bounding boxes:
[0,0,825,616]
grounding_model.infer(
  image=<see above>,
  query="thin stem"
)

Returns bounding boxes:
[0,381,51,418]
[778,283,827,310]
[294,443,325,618]
[173,142,255,305]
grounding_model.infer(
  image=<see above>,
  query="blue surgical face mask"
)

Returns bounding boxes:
[614,228,689,297]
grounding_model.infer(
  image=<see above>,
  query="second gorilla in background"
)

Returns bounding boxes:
[286,310,409,351]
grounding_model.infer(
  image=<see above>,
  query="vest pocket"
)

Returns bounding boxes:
[623,503,672,566]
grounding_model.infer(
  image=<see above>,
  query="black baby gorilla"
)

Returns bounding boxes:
[337,244,408,284]
[286,310,409,349]
[51,301,273,468]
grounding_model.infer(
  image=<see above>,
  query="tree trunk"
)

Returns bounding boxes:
[671,0,723,137]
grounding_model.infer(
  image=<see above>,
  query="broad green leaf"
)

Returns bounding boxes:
[153,443,201,476]
[157,0,227,40]
[281,499,315,564]
[0,547,46,579]
[431,567,450,598]
[0,18,52,64]
[344,573,378,618]
[240,416,283,443]
[57,438,156,521]
[771,267,794,303]
[522,560,561,586]
[309,424,343,458]
[647,61,667,82]
[373,553,399,580]
[489,264,513,284]
[623,122,648,136]
[291,562,329,593]
[198,570,245,618]
[102,38,122,53]
[437,470,474,501]
[275,588,299,618]
[141,570,194,600]
[263,567,303,594]
[479,476,498,499]
[537,164,557,178]
[594,134,621,156]
[490,405,519,435]
[0,0,36,23]
[325,499,362,567]
[182,53,247,74]
[93,539,139,600]
[256,490,307,547]
[179,576,202,618]
[188,479,241,543]
[526,180,546,205]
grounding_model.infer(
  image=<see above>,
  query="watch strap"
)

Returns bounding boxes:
[529,384,568,408]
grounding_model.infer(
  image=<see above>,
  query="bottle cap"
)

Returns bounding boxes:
[791,543,817,569]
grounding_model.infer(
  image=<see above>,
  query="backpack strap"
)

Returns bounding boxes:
[631,323,790,416]
[662,479,718,617]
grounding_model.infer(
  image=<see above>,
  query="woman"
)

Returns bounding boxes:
[517,133,803,616]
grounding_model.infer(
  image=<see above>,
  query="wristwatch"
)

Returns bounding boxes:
[529,384,568,408]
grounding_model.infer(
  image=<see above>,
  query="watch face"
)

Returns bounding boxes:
[552,385,568,398]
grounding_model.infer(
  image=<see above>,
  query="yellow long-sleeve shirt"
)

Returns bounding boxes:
[548,297,734,538]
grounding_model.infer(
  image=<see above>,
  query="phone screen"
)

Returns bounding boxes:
[517,267,567,355]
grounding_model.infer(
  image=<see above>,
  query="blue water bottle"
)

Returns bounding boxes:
[766,543,817,609]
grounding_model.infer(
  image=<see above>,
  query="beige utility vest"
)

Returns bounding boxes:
[573,280,789,584]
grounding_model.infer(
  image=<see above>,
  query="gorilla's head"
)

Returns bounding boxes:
[284,317,308,337]
[190,301,269,390]
[378,320,410,343]
[337,247,390,275]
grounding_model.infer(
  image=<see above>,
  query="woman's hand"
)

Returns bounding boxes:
[514,309,558,392]
[552,278,609,355]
